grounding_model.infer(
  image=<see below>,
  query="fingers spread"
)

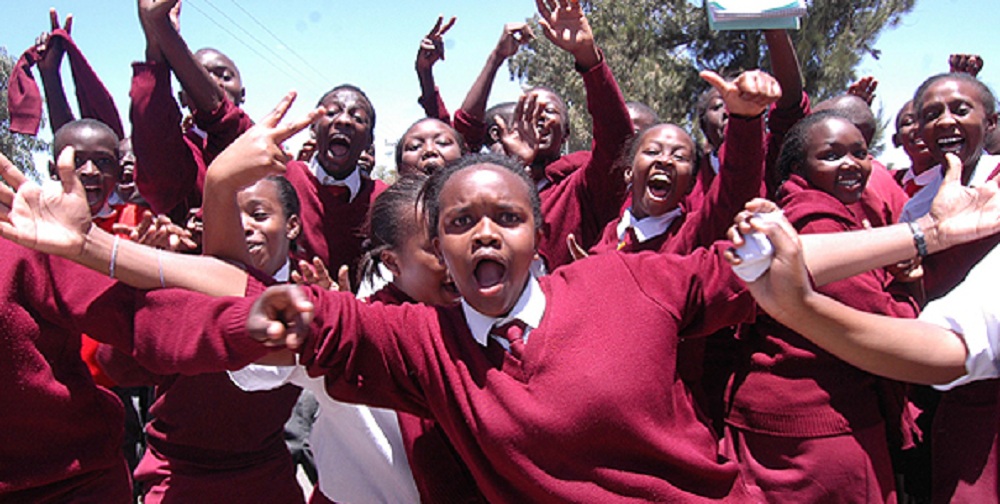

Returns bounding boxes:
[264,91,298,128]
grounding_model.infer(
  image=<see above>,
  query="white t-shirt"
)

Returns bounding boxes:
[920,243,1000,390]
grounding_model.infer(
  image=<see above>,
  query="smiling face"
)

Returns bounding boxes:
[194,49,244,106]
[383,203,460,307]
[918,78,998,174]
[398,119,463,175]
[699,89,727,150]
[527,88,568,161]
[894,101,935,171]
[434,164,540,317]
[238,179,300,277]
[627,124,696,220]
[53,122,121,216]
[312,88,374,179]
[798,117,872,204]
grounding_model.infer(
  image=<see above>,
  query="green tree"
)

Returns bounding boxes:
[1,46,48,182]
[509,0,915,153]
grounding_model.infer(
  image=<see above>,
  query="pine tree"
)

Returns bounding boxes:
[509,0,916,152]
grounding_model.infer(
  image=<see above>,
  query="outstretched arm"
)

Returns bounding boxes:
[457,23,533,133]
[0,148,247,296]
[763,30,803,111]
[536,0,600,70]
[729,206,967,385]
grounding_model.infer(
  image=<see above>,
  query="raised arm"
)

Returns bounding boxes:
[763,30,803,111]
[35,9,75,135]
[202,92,320,265]
[138,0,227,114]
[415,15,456,121]
[0,148,247,296]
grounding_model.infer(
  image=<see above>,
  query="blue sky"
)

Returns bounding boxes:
[2,0,998,171]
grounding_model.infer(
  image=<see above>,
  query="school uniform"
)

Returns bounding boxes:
[899,154,1000,503]
[0,238,275,502]
[283,159,387,291]
[96,265,303,504]
[419,87,487,152]
[591,113,765,256]
[155,244,765,502]
[130,60,252,219]
[231,282,484,504]
[725,174,920,503]
[534,58,634,272]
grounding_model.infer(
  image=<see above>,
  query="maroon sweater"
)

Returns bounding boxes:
[0,241,270,501]
[283,161,387,290]
[419,88,487,152]
[130,61,252,218]
[368,283,486,504]
[591,113,765,256]
[535,59,633,272]
[169,245,762,502]
[728,174,919,437]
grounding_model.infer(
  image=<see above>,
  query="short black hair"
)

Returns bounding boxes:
[914,72,997,120]
[393,118,468,172]
[776,110,857,182]
[316,84,377,132]
[359,172,428,284]
[419,152,542,240]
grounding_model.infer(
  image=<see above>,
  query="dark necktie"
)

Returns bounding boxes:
[617,227,638,251]
[491,320,527,360]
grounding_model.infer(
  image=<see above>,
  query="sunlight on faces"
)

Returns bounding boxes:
[238,179,300,277]
[312,88,374,179]
[53,123,121,216]
[194,48,245,107]
[434,164,540,317]
[797,117,871,205]
[526,88,568,160]
[918,78,998,175]
[398,119,463,176]
[383,202,459,307]
[628,124,696,220]
[894,101,934,168]
[699,89,727,149]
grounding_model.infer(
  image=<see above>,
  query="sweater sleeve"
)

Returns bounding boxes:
[668,114,766,255]
[296,286,436,417]
[418,86,452,123]
[192,95,253,165]
[130,61,203,216]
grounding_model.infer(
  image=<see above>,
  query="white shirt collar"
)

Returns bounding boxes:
[188,124,208,140]
[308,155,361,202]
[709,151,721,175]
[617,206,684,243]
[901,165,942,186]
[901,153,1000,222]
[462,275,546,347]
[272,260,291,283]
[94,200,115,220]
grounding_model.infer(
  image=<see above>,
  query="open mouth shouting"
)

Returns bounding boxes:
[473,254,507,295]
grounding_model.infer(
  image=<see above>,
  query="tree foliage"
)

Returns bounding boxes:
[509,0,916,152]
[1,47,48,182]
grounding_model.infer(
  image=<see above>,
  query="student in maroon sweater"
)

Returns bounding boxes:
[8,92,1000,504]
[494,0,633,272]
[415,16,533,153]
[131,0,252,220]
[725,112,920,503]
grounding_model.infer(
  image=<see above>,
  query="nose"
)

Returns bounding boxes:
[241,213,255,235]
[77,159,99,177]
[421,141,440,159]
[472,217,501,249]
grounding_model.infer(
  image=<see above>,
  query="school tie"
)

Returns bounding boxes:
[617,227,638,251]
[903,180,921,197]
[491,320,527,360]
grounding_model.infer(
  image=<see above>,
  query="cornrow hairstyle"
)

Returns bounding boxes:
[775,110,855,183]
[393,118,469,173]
[419,152,543,241]
[358,173,429,285]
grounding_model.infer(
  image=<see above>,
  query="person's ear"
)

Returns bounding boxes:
[985,111,998,133]
[431,237,446,267]
[892,132,902,148]
[623,167,633,185]
[285,214,301,242]
[381,249,401,277]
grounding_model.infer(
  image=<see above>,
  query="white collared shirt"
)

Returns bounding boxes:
[462,275,546,349]
[709,151,721,176]
[308,155,361,202]
[920,243,1000,391]
[900,164,941,188]
[617,206,684,244]
[901,153,1000,222]
[272,260,291,283]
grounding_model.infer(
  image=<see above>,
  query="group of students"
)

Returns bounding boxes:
[4,1,1000,503]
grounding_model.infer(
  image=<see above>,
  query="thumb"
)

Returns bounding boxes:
[699,70,732,94]
[336,265,350,292]
[56,146,84,198]
[942,152,963,186]
[566,233,588,261]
